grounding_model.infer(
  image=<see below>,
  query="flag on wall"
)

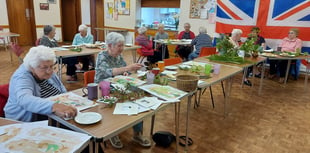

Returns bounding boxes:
[215,0,310,71]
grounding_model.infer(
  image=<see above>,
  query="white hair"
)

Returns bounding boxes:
[184,22,191,27]
[137,27,147,34]
[78,24,88,32]
[23,46,56,70]
[106,32,125,46]
[231,29,243,37]
[199,27,207,34]
[158,24,165,28]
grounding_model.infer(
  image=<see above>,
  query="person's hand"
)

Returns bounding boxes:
[123,71,129,76]
[52,103,77,119]
[127,63,143,71]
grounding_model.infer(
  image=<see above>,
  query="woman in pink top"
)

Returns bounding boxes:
[269,28,303,83]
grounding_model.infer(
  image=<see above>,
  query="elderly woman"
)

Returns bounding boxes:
[72,24,94,71]
[39,25,78,82]
[229,29,252,86]
[188,26,213,60]
[269,28,302,83]
[4,46,77,122]
[154,24,169,59]
[95,32,150,148]
[136,26,162,66]
[176,23,196,61]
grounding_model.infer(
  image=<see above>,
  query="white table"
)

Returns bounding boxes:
[0,32,20,62]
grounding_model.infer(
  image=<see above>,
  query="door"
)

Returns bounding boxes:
[61,0,81,42]
[6,0,36,45]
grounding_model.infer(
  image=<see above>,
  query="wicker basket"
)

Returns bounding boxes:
[176,75,199,92]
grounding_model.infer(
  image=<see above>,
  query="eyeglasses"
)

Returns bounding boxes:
[288,32,295,34]
[37,65,55,72]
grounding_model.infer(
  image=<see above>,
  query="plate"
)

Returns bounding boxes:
[125,44,133,47]
[74,112,102,124]
[279,53,296,57]
[165,66,178,70]
[62,45,72,48]
[263,49,273,52]
[260,53,277,57]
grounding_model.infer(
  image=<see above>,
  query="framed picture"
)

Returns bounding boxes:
[47,0,56,4]
[40,3,49,10]
[114,0,130,15]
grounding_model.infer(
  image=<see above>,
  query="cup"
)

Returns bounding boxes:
[157,61,165,72]
[95,41,101,45]
[146,72,155,84]
[204,64,212,76]
[238,50,245,58]
[99,81,111,97]
[213,64,221,75]
[152,68,160,76]
[82,83,98,100]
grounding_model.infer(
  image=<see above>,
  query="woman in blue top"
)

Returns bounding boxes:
[72,24,94,71]
[188,26,213,60]
[4,46,77,122]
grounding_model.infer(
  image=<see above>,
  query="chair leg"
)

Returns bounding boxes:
[221,81,225,98]
[194,88,202,109]
[209,87,215,109]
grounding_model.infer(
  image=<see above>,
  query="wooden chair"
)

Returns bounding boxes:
[199,47,216,57]
[0,26,7,50]
[10,43,24,64]
[83,70,95,86]
[164,57,182,66]
[35,38,42,46]
[135,42,154,64]
[194,47,225,109]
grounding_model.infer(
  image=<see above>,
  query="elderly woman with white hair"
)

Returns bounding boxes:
[72,24,94,71]
[4,46,77,122]
[95,32,150,149]
[229,29,243,48]
[154,24,169,58]
[136,26,162,66]
[188,26,213,60]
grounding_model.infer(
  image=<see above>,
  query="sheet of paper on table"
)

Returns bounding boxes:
[0,121,91,153]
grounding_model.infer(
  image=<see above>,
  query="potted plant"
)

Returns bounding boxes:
[239,38,262,58]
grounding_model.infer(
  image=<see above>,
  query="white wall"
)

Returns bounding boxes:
[0,0,9,31]
[179,0,216,37]
[81,0,90,25]
[33,0,62,41]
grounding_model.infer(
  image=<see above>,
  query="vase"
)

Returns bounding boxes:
[252,52,259,58]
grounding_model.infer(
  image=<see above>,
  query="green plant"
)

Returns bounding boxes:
[239,38,261,54]
[216,34,235,55]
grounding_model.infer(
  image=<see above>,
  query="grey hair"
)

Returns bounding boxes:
[23,46,56,70]
[137,27,147,34]
[158,24,165,28]
[105,32,125,46]
[231,29,243,37]
[184,22,191,27]
[43,25,55,35]
[78,24,88,32]
[199,27,207,34]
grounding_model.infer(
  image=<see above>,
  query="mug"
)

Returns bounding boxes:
[238,50,245,58]
[146,72,155,84]
[152,68,160,76]
[99,81,111,97]
[157,61,165,72]
[213,64,221,75]
[82,83,98,100]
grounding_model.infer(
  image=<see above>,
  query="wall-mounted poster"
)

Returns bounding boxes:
[189,0,216,20]
[114,0,130,15]
[106,2,114,19]
[40,3,49,10]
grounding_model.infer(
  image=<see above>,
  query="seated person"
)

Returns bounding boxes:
[94,32,150,149]
[247,27,266,78]
[39,25,78,82]
[72,24,94,71]
[154,24,169,59]
[4,46,77,122]
[136,26,162,65]
[269,28,302,83]
[188,26,213,60]
[229,29,252,86]
[176,22,195,61]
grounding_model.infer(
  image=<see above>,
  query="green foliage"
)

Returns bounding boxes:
[207,54,252,64]
[216,34,234,55]
[239,38,261,53]
[154,75,169,85]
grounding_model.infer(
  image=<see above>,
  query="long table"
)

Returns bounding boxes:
[195,56,267,95]
[0,32,20,62]
[54,45,141,80]
[154,39,192,60]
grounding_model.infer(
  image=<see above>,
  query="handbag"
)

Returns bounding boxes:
[152,131,176,147]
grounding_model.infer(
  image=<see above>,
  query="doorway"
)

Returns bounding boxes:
[6,0,36,46]
[61,0,81,43]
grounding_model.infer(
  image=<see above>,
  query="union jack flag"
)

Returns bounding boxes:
[215,0,310,52]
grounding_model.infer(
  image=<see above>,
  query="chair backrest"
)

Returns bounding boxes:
[0,84,9,117]
[199,47,217,57]
[164,57,182,66]
[35,38,42,46]
[83,70,95,86]
[10,43,24,63]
